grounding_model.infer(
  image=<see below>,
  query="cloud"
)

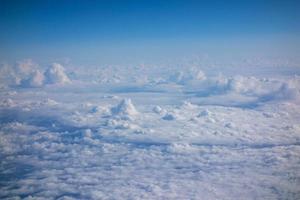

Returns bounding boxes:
[111,98,139,119]
[168,69,206,85]
[0,61,72,88]
[0,60,39,87]
[15,59,37,77]
[21,70,45,87]
[185,75,300,106]
[1,65,300,199]
[44,63,71,85]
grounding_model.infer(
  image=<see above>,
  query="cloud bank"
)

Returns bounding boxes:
[0,58,300,199]
[0,61,71,88]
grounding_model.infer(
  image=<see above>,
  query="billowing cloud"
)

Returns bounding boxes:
[44,63,71,84]
[1,59,300,199]
[14,59,37,77]
[0,61,71,88]
[21,70,45,87]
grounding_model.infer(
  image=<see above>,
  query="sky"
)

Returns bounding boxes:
[0,0,299,65]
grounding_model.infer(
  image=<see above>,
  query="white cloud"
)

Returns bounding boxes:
[0,61,72,87]
[15,59,37,77]
[111,98,139,119]
[21,70,45,87]
[1,59,300,199]
[168,69,206,85]
[44,63,71,84]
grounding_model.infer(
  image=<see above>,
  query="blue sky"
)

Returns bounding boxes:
[0,0,299,65]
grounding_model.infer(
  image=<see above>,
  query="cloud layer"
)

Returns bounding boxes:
[0,59,300,199]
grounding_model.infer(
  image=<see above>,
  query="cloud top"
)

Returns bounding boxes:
[44,63,71,85]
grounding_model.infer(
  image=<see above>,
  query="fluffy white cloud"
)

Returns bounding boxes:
[1,59,300,199]
[30,70,45,87]
[111,98,139,119]
[15,59,37,77]
[169,69,206,85]
[1,85,300,199]
[44,63,71,84]
[20,70,45,87]
[0,61,71,87]
[0,60,39,87]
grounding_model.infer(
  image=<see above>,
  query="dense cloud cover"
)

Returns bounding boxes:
[0,60,300,199]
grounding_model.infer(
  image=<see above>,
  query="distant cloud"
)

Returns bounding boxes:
[21,70,45,87]
[0,60,71,88]
[15,59,37,77]
[0,59,38,87]
[44,63,71,85]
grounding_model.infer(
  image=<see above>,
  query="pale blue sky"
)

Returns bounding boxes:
[0,0,299,65]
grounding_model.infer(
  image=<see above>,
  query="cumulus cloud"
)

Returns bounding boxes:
[44,63,71,84]
[15,59,37,77]
[225,76,300,102]
[169,69,206,85]
[30,70,45,87]
[184,74,300,107]
[0,60,39,87]
[0,61,71,88]
[111,98,139,119]
[20,70,45,87]
[1,63,300,199]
